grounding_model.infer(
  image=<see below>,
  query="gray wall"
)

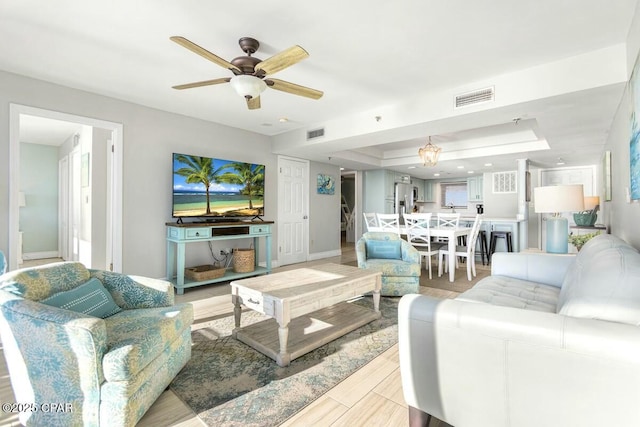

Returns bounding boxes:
[601,3,640,250]
[0,70,277,278]
[308,162,342,255]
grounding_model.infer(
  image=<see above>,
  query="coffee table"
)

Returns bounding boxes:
[230,263,382,367]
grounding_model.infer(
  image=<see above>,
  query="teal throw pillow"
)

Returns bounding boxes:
[366,240,402,259]
[41,278,122,318]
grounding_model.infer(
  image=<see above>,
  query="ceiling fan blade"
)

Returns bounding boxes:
[265,78,323,100]
[170,36,241,73]
[172,78,230,90]
[247,96,261,110]
[255,45,309,76]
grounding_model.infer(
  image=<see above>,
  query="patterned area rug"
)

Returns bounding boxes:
[170,296,399,426]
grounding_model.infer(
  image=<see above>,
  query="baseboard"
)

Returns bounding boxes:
[307,249,342,261]
[22,251,60,261]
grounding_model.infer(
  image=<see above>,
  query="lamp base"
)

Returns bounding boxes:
[546,216,569,254]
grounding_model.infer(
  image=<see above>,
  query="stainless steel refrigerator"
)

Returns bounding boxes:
[394,183,418,219]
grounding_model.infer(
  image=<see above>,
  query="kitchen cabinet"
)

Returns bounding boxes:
[467,176,483,202]
[413,177,425,201]
[364,169,397,214]
[423,180,436,202]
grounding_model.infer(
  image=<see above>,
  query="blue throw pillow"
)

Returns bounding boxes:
[41,278,122,318]
[366,240,402,259]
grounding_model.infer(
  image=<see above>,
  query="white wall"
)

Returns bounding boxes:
[601,1,640,249]
[0,70,277,278]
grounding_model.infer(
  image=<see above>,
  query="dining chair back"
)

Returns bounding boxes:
[438,214,484,281]
[376,213,401,236]
[363,212,379,232]
[404,213,438,279]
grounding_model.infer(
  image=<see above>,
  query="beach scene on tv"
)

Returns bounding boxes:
[173,154,264,219]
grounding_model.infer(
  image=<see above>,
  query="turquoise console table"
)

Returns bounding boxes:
[166,221,273,294]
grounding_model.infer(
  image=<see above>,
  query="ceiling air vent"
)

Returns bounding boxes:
[454,86,494,109]
[307,127,325,140]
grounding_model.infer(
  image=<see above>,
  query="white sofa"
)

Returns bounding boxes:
[399,234,640,427]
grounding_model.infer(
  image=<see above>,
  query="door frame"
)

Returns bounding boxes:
[276,155,309,266]
[8,104,124,272]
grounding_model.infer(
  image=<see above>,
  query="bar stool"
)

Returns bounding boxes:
[489,231,513,263]
[478,230,489,265]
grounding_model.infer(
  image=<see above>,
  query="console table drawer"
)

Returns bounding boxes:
[185,228,210,240]
[251,224,271,235]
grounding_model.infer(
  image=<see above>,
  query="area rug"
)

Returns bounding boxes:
[170,296,399,427]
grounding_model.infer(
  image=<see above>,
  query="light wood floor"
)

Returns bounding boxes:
[0,242,489,426]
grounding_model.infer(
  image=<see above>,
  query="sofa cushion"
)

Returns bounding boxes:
[102,303,193,381]
[366,240,402,259]
[558,245,640,325]
[457,276,560,312]
[41,278,122,318]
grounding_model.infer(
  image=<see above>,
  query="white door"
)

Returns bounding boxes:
[278,157,308,266]
[59,156,70,260]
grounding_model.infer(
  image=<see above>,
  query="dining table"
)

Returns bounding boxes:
[369,225,472,282]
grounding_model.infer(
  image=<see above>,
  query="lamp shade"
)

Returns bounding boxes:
[583,196,600,211]
[229,75,267,99]
[534,184,584,214]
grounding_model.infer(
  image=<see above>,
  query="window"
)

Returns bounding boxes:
[440,181,468,208]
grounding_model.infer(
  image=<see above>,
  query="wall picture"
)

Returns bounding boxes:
[631,53,640,200]
[317,174,335,195]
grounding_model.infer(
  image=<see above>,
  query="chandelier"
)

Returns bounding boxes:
[418,136,442,167]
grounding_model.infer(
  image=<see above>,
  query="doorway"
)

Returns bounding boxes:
[8,104,123,272]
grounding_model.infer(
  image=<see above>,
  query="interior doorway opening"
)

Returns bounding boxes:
[8,104,123,272]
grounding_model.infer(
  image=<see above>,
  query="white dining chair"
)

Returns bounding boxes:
[376,213,401,236]
[363,212,379,232]
[404,213,439,279]
[438,214,484,281]
[435,212,461,244]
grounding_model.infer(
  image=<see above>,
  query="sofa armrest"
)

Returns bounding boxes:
[0,292,107,425]
[490,252,575,288]
[399,294,640,427]
[89,270,174,309]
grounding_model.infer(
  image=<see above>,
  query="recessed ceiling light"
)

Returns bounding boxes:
[434,173,440,177]
[279,117,289,123]
[557,158,566,165]
[484,163,493,167]
[407,166,416,169]
[468,171,474,174]
[261,123,273,127]
[457,165,465,169]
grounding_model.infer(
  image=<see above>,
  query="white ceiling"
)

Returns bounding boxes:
[2,0,637,179]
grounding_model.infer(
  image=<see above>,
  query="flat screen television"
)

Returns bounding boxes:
[172,153,265,221]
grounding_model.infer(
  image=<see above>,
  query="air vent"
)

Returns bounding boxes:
[454,87,494,108]
[307,128,325,140]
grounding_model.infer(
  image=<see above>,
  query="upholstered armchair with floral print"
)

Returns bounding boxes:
[0,261,193,426]
[356,232,421,296]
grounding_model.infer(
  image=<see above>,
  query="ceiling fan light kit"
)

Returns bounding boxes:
[418,137,442,167]
[171,36,323,110]
[230,75,267,99]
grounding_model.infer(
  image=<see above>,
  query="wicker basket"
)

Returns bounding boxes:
[233,248,255,273]
[185,265,226,281]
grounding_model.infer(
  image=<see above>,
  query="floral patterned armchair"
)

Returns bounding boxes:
[356,232,421,296]
[0,261,193,426]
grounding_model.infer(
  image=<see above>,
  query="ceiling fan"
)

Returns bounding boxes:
[170,36,323,110]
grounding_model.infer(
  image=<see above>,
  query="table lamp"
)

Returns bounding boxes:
[534,184,585,253]
[573,196,600,226]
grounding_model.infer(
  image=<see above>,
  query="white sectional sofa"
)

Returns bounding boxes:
[399,234,640,427]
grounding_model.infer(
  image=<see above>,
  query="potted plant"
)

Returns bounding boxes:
[568,231,600,251]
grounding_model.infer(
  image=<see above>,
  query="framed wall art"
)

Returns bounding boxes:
[317,174,335,195]
[630,51,640,200]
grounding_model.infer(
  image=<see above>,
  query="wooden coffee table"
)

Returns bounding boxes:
[230,263,382,367]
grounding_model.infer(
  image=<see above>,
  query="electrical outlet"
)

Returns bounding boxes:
[219,250,225,256]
